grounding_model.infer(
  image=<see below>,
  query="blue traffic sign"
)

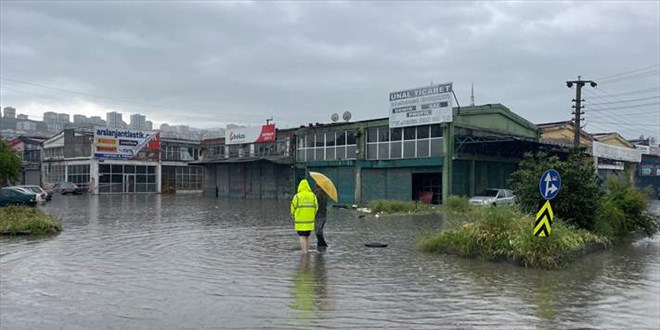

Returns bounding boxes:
[539,169,561,200]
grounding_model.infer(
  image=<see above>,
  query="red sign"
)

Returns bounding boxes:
[255,124,276,143]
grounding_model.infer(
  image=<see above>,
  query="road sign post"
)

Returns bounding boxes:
[535,169,561,237]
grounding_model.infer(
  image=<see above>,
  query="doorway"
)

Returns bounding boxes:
[412,172,442,204]
[124,174,136,193]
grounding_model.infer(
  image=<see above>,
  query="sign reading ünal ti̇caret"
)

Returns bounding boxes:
[389,82,453,128]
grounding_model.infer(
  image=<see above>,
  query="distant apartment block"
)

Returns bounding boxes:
[3,106,16,118]
[130,113,146,130]
[106,111,124,128]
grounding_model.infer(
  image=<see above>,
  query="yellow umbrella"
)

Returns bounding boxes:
[309,171,338,202]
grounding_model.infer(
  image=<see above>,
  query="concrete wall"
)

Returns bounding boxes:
[64,130,92,158]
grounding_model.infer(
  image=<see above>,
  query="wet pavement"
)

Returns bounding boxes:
[1,195,659,329]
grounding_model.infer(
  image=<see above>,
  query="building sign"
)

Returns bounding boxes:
[592,141,642,163]
[635,145,650,155]
[389,82,453,128]
[640,165,660,176]
[93,127,160,161]
[226,124,276,145]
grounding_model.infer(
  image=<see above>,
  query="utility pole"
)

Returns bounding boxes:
[566,76,597,148]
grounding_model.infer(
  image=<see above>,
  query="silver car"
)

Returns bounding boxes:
[18,185,51,202]
[469,189,516,206]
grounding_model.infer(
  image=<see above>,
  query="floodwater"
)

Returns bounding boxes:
[1,195,659,330]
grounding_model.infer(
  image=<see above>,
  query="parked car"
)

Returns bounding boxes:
[18,185,51,202]
[52,182,84,195]
[0,187,38,207]
[469,188,516,206]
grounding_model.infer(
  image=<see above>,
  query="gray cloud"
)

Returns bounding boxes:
[1,1,658,138]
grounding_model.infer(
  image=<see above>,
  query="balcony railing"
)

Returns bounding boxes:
[203,140,292,161]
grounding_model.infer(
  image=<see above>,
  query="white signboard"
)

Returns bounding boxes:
[389,83,453,128]
[592,141,642,163]
[93,127,160,160]
[226,124,276,145]
[634,144,650,155]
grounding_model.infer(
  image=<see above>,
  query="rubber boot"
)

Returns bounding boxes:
[317,234,328,248]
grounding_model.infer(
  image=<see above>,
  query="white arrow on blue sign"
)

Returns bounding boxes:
[539,169,561,200]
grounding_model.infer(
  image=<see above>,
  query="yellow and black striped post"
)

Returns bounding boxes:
[534,200,554,237]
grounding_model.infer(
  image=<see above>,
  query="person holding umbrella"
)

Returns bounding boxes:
[309,171,338,249]
[314,184,328,248]
[291,179,318,254]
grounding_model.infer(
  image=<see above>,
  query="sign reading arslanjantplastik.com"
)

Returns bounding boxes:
[389,82,453,128]
[93,127,160,160]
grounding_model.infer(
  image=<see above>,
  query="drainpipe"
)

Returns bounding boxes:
[442,123,454,203]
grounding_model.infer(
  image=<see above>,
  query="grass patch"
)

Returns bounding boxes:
[0,206,62,236]
[418,206,609,269]
[443,196,473,213]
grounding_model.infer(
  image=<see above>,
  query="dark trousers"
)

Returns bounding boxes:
[315,216,327,247]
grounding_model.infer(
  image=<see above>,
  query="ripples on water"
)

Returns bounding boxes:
[1,196,659,329]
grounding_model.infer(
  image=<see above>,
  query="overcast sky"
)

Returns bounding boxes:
[1,1,658,139]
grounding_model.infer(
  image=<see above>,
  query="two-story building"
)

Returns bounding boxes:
[160,137,204,194]
[41,127,161,194]
[197,103,542,205]
[41,128,95,190]
[196,124,296,199]
[9,136,48,185]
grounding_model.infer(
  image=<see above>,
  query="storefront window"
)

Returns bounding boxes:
[67,164,91,188]
[296,130,357,162]
[367,125,443,160]
[98,164,157,194]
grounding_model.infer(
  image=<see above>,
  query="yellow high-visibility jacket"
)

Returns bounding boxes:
[291,179,318,231]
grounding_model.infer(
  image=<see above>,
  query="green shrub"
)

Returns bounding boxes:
[595,176,660,238]
[443,195,472,213]
[369,199,432,214]
[509,151,601,230]
[0,206,62,235]
[418,206,609,269]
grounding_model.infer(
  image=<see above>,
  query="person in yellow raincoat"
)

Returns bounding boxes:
[291,179,318,254]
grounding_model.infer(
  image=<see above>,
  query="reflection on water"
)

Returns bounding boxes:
[1,195,658,329]
[290,253,329,327]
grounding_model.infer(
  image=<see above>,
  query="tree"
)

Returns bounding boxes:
[0,139,21,186]
[509,151,601,230]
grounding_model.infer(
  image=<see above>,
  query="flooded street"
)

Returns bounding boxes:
[1,195,659,329]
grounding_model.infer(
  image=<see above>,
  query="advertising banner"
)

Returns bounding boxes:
[389,82,453,128]
[226,124,276,145]
[592,141,642,163]
[94,127,160,161]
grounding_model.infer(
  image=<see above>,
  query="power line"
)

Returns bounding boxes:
[586,108,656,128]
[586,95,660,106]
[596,87,660,97]
[587,109,660,116]
[587,101,660,111]
[582,87,658,128]
[582,89,660,103]
[597,70,660,84]
[587,121,658,127]
[595,64,660,81]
